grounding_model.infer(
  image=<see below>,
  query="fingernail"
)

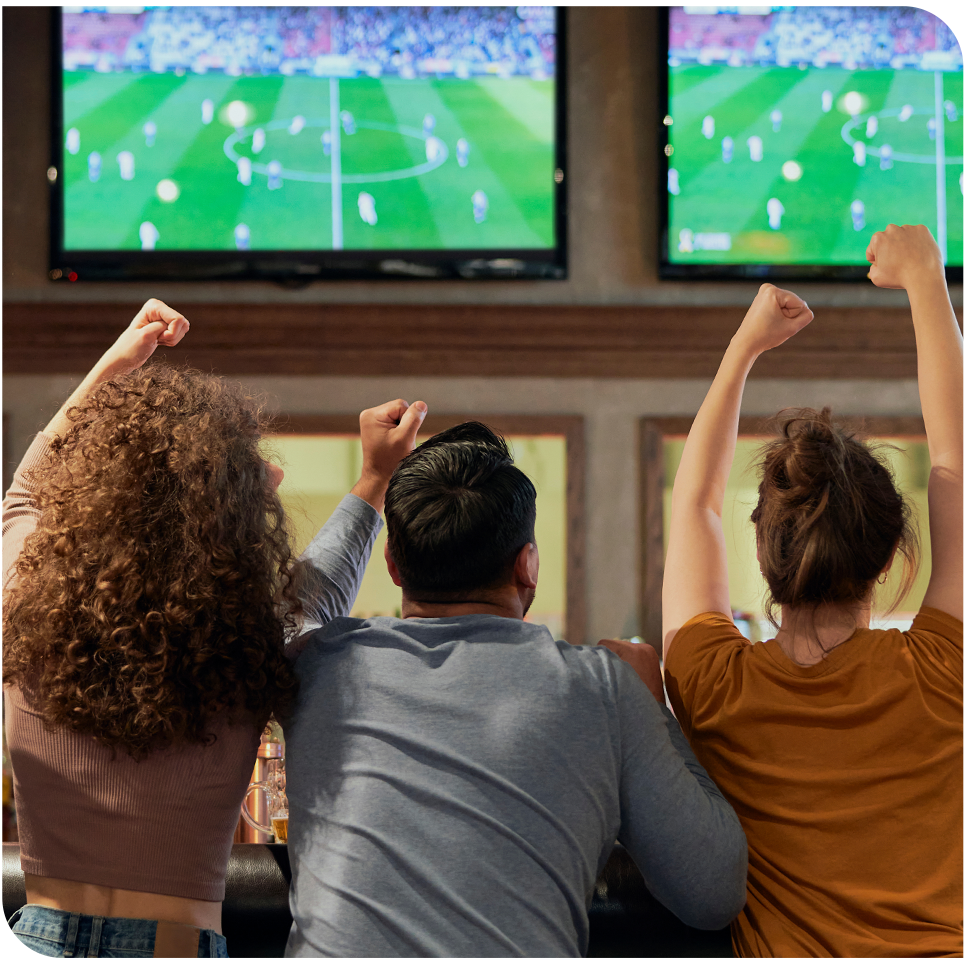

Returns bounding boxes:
[415,402,427,416]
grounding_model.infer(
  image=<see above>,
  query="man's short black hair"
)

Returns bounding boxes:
[385,422,537,599]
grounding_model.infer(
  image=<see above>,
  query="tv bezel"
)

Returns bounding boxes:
[49,6,568,283]
[656,6,962,282]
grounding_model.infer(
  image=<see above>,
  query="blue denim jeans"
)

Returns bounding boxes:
[7,905,228,958]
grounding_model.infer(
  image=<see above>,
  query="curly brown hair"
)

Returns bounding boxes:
[3,364,301,759]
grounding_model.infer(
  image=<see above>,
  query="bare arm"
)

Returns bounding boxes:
[3,300,189,589]
[349,398,428,515]
[867,225,963,621]
[662,285,813,660]
[44,299,189,439]
[598,638,666,704]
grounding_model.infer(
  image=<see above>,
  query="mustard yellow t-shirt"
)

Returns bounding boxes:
[664,607,963,958]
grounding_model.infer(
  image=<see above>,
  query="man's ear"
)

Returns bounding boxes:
[514,542,539,590]
[384,540,403,588]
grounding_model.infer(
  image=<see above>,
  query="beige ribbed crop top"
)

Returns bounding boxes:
[3,433,382,901]
[5,686,261,902]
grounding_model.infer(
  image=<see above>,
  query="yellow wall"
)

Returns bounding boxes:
[663,437,931,639]
[264,433,567,638]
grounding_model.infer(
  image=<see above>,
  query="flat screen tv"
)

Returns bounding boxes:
[659,6,963,280]
[50,6,565,282]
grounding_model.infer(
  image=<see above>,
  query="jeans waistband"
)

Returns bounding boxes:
[8,904,227,958]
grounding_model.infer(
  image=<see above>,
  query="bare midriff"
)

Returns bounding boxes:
[24,874,222,933]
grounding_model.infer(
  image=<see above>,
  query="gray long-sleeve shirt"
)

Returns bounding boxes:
[283,609,747,957]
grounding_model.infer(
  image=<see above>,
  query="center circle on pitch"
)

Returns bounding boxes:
[223,117,449,183]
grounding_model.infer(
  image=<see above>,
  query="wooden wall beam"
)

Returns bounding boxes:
[5,302,956,378]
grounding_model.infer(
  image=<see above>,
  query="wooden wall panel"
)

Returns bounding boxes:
[5,302,958,379]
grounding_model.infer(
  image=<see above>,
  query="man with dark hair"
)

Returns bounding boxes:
[282,422,747,958]
[384,423,538,602]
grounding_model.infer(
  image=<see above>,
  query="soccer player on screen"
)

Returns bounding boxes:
[425,137,443,163]
[201,98,214,125]
[340,111,356,135]
[770,109,782,133]
[143,121,156,147]
[722,136,734,163]
[267,160,282,190]
[117,151,135,181]
[850,199,865,231]
[253,128,266,154]
[234,224,250,250]
[865,115,878,138]
[702,115,715,139]
[668,169,681,196]
[853,142,866,167]
[748,136,763,162]
[472,190,488,224]
[321,130,332,156]
[822,90,833,112]
[358,192,377,226]
[423,113,436,137]
[139,221,159,250]
[237,157,252,186]
[87,152,101,183]
[457,138,470,167]
[879,144,893,170]
[767,198,784,230]
[66,128,80,155]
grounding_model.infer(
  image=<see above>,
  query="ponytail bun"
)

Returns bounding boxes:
[751,408,918,624]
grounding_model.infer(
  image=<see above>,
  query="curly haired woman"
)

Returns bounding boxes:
[660,225,962,956]
[3,299,427,957]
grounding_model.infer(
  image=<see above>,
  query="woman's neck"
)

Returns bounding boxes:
[775,602,872,666]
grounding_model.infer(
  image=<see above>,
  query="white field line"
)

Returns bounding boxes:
[934,70,947,264]
[330,77,343,250]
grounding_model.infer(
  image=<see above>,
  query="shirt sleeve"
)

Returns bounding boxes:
[2,433,55,590]
[903,606,963,688]
[285,493,383,660]
[663,612,749,739]
[612,659,748,930]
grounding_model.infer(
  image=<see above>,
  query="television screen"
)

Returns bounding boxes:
[660,6,963,279]
[52,6,564,281]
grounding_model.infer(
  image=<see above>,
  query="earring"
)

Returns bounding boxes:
[877,574,888,585]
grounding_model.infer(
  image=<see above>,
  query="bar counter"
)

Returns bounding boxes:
[2,842,732,957]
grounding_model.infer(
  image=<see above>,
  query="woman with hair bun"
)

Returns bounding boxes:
[3,299,427,957]
[660,226,962,956]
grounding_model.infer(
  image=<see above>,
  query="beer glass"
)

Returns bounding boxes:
[242,758,288,843]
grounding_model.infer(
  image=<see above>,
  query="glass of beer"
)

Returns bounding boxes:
[242,759,288,843]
